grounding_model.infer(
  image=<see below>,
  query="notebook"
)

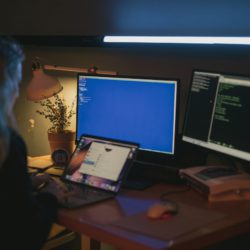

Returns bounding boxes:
[59,135,139,208]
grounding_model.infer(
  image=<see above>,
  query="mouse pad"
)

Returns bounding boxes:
[111,203,226,241]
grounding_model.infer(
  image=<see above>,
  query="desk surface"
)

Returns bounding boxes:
[57,183,250,250]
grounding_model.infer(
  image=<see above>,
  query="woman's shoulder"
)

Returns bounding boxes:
[9,127,26,145]
[0,128,28,184]
[8,127,27,159]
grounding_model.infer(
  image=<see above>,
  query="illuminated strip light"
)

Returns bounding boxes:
[103,36,250,45]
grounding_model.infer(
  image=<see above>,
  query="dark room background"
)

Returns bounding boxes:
[0,0,249,157]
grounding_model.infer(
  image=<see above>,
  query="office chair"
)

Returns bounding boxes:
[42,224,79,250]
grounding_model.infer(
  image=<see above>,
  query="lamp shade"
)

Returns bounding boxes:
[27,68,63,101]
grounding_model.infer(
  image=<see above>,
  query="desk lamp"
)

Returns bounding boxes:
[27,59,63,101]
[26,58,117,101]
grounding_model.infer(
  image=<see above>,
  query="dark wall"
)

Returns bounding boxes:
[14,44,250,156]
[1,0,250,36]
[4,0,250,157]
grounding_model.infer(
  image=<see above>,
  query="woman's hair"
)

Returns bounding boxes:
[0,36,25,166]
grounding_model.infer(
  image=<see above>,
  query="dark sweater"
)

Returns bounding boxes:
[0,129,58,250]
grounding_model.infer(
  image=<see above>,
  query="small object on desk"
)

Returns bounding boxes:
[51,149,70,166]
[180,166,250,202]
[197,166,239,179]
[147,201,178,219]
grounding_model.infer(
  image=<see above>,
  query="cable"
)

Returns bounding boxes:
[160,186,191,202]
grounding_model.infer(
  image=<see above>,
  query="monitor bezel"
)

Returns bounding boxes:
[75,73,180,166]
[182,68,250,163]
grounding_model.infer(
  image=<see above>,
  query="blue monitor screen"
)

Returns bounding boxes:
[76,74,178,157]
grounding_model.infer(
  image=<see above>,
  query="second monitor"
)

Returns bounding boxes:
[183,70,250,162]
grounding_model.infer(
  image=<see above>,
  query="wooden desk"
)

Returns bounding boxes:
[57,183,250,250]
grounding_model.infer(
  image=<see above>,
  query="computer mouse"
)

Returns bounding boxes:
[147,201,178,219]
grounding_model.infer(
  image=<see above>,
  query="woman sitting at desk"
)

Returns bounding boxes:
[0,36,67,250]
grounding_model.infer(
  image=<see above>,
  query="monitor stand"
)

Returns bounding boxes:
[123,160,183,190]
[122,160,158,190]
[122,178,156,190]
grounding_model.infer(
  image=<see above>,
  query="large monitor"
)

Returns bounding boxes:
[183,70,250,162]
[76,74,178,165]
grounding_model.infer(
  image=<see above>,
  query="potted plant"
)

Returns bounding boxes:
[36,93,76,164]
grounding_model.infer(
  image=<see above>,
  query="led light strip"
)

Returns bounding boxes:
[103,36,250,45]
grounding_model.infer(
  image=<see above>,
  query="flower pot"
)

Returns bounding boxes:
[48,130,76,165]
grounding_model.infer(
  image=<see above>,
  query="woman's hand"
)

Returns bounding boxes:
[40,178,69,205]
[31,173,51,189]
